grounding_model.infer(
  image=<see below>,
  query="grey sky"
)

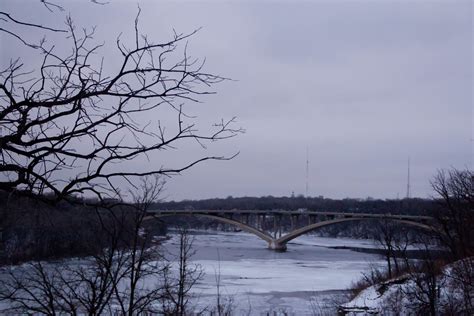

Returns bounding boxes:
[1,0,472,201]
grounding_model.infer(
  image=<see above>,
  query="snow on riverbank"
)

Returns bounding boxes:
[341,258,473,315]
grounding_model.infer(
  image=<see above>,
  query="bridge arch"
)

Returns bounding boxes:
[275,217,435,247]
[145,213,435,252]
[145,213,273,244]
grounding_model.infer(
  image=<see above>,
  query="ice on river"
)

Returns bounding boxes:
[194,258,380,294]
[0,231,385,315]
[162,231,386,315]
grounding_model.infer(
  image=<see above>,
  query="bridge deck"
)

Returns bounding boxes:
[148,210,432,221]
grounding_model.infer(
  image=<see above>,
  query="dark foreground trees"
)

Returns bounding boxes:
[373,219,413,279]
[0,2,240,314]
[387,168,473,315]
[0,2,241,204]
[0,176,204,315]
[431,168,474,259]
[429,168,473,314]
[347,168,474,315]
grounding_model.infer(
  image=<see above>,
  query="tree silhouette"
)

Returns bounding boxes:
[0,3,241,204]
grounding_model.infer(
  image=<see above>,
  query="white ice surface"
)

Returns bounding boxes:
[192,258,380,295]
[161,231,386,314]
[289,235,382,249]
[1,231,386,315]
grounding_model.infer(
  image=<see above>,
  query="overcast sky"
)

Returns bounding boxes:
[2,0,472,201]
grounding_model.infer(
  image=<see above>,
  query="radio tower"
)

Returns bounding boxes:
[305,147,309,197]
[406,157,411,199]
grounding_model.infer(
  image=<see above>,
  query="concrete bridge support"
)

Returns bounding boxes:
[278,214,282,238]
[268,239,287,252]
[243,213,250,225]
[290,214,295,231]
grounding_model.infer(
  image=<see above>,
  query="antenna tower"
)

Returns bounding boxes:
[306,147,309,197]
[406,157,411,199]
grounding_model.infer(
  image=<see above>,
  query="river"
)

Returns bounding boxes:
[162,230,386,315]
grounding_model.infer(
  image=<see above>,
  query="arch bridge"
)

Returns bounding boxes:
[146,210,434,252]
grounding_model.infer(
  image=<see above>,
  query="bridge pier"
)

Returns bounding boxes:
[243,213,249,224]
[268,240,287,252]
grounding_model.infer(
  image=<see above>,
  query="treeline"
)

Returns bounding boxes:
[0,190,167,264]
[154,195,437,215]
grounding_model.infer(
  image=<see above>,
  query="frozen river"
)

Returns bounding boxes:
[163,231,385,315]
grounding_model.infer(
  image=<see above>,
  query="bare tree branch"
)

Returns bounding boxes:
[0,6,243,205]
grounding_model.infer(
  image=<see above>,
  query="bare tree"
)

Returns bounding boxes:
[0,175,205,314]
[402,234,445,316]
[110,175,167,315]
[0,3,239,313]
[373,219,412,279]
[374,219,397,279]
[0,219,126,315]
[431,168,473,260]
[160,227,203,315]
[0,3,241,205]
[443,257,474,314]
[395,169,473,315]
[211,249,234,316]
